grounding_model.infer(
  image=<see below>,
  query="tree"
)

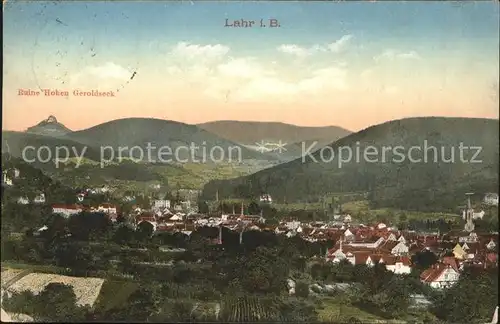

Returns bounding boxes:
[295,280,310,298]
[50,239,78,268]
[67,212,111,241]
[279,298,318,322]
[112,224,136,245]
[331,259,355,282]
[136,221,154,241]
[247,201,260,215]
[1,290,37,316]
[430,268,498,323]
[150,300,195,322]
[110,286,159,322]
[310,263,325,281]
[197,200,209,214]
[33,283,87,321]
[237,246,289,295]
[411,250,438,270]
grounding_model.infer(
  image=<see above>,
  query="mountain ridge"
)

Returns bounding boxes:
[201,116,499,212]
[197,120,352,145]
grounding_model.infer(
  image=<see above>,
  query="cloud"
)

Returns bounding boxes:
[276,44,315,58]
[297,67,348,93]
[277,34,353,57]
[217,58,271,78]
[205,61,348,102]
[170,42,230,60]
[374,49,421,62]
[164,41,349,102]
[71,62,133,87]
[86,62,133,79]
[326,35,353,53]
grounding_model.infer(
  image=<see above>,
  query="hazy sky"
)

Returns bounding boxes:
[3,1,499,132]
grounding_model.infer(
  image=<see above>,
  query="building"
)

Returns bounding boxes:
[15,193,45,205]
[2,171,13,186]
[52,204,83,217]
[16,197,30,205]
[384,256,412,274]
[420,261,460,289]
[390,241,410,256]
[326,243,411,274]
[2,168,20,186]
[464,194,475,232]
[484,193,499,206]
[259,194,272,204]
[153,199,171,209]
[95,203,118,214]
[33,193,46,204]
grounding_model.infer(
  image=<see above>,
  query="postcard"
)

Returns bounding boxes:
[1,1,499,323]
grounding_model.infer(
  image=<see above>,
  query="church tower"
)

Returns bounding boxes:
[464,193,475,232]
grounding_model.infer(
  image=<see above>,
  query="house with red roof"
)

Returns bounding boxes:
[51,204,83,218]
[420,262,460,289]
[384,256,412,274]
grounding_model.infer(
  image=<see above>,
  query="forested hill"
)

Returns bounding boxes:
[201,117,499,212]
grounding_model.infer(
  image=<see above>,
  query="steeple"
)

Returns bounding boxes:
[464,193,475,232]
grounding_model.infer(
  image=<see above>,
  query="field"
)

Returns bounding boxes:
[340,200,459,222]
[2,262,70,276]
[7,273,104,307]
[49,160,266,192]
[271,199,460,223]
[1,268,28,287]
[94,279,140,312]
[315,296,433,323]
[316,297,384,322]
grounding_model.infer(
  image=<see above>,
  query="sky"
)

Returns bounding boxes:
[3,0,499,132]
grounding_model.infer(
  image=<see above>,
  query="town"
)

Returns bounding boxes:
[1,166,499,323]
[2,1,499,322]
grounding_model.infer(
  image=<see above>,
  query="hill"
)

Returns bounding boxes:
[64,118,277,163]
[2,131,102,170]
[201,117,499,212]
[25,115,72,137]
[197,120,351,146]
[1,155,77,207]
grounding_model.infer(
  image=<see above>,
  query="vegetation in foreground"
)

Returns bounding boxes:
[1,211,498,323]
